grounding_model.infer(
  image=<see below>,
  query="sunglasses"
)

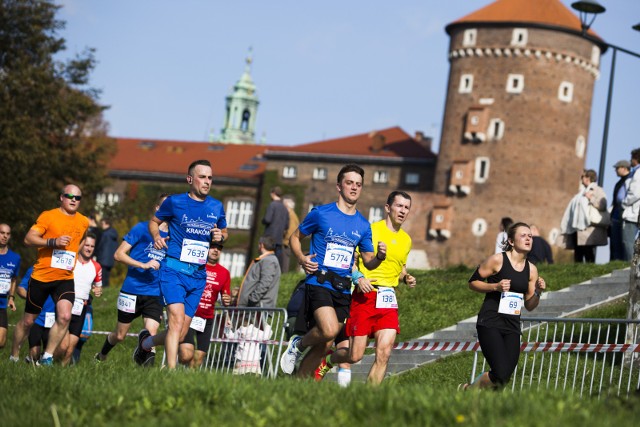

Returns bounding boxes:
[62,193,82,201]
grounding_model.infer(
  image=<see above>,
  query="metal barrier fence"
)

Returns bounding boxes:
[470,317,640,397]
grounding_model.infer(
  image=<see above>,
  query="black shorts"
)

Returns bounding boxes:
[68,301,89,337]
[305,284,351,329]
[117,292,163,324]
[182,318,214,353]
[26,278,75,314]
[28,323,50,349]
[0,308,7,329]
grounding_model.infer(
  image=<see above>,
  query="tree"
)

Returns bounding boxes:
[0,0,115,268]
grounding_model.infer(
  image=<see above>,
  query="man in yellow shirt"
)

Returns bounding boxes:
[316,191,416,384]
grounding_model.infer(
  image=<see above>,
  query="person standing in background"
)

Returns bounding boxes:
[262,187,289,273]
[610,160,631,261]
[281,196,299,273]
[96,217,118,287]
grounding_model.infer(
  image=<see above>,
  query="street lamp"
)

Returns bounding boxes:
[571,1,640,187]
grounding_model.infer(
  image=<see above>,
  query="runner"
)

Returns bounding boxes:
[279,164,386,378]
[95,194,169,365]
[133,160,227,369]
[11,184,88,366]
[0,223,21,350]
[179,242,231,368]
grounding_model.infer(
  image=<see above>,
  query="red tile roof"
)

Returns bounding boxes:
[447,0,601,40]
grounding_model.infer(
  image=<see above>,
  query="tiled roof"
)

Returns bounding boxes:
[109,138,272,180]
[267,127,436,159]
[447,0,601,39]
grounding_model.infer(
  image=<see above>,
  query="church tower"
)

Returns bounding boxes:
[219,49,260,144]
[428,0,606,265]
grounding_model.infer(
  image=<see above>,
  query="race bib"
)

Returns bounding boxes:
[72,297,85,316]
[498,292,524,315]
[117,293,137,314]
[0,275,10,294]
[51,249,76,270]
[180,238,209,265]
[190,316,206,332]
[44,312,55,328]
[323,242,353,269]
[376,287,398,309]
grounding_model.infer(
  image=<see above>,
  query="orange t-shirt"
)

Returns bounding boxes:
[31,208,89,283]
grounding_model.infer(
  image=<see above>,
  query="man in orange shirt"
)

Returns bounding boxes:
[10,184,89,366]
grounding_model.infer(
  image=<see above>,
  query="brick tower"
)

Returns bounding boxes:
[427,0,606,265]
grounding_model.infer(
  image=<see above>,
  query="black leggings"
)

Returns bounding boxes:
[477,325,521,386]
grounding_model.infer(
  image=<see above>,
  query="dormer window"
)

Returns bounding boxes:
[463,106,490,142]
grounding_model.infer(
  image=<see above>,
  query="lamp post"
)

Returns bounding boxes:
[571,1,640,186]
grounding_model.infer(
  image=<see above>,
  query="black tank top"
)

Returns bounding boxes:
[477,252,530,333]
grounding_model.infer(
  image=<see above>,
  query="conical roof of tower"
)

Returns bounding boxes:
[446,0,604,46]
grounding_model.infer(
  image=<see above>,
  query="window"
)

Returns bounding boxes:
[373,170,389,184]
[463,29,477,47]
[474,157,490,183]
[506,74,524,94]
[488,118,505,140]
[283,166,297,179]
[459,74,473,94]
[575,135,586,158]
[96,192,120,210]
[405,172,420,185]
[368,207,384,223]
[312,167,327,181]
[558,81,574,103]
[591,46,600,67]
[220,252,247,278]
[225,200,253,229]
[511,28,528,47]
[471,218,488,237]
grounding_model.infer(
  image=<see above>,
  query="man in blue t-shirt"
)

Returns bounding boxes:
[134,160,227,369]
[279,164,387,378]
[0,223,21,351]
[95,194,169,365]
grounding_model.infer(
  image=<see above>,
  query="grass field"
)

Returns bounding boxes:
[1,261,637,426]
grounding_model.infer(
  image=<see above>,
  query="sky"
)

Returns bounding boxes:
[58,0,640,259]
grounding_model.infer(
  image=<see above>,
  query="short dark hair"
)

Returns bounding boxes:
[337,164,364,184]
[156,193,170,207]
[583,169,597,183]
[271,186,283,197]
[631,148,640,164]
[500,217,513,230]
[86,232,98,241]
[188,159,212,175]
[259,235,276,251]
[386,190,411,206]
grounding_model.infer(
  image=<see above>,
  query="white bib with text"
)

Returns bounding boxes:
[498,292,524,315]
[323,242,353,269]
[190,316,206,332]
[50,249,76,270]
[72,297,85,316]
[117,293,137,314]
[0,277,10,294]
[376,287,398,309]
[44,312,55,328]
[180,239,209,265]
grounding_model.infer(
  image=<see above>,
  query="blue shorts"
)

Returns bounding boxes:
[159,263,206,318]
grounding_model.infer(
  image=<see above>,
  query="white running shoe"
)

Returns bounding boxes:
[280,335,303,374]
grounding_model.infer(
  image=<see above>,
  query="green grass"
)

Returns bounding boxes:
[1,261,636,426]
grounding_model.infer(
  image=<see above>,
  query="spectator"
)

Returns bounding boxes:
[281,197,300,273]
[610,160,631,261]
[495,217,513,254]
[262,187,289,273]
[622,149,640,260]
[95,217,119,287]
[237,235,281,308]
[0,223,21,350]
[527,225,553,265]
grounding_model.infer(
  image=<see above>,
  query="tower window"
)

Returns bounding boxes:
[576,135,586,158]
[506,74,524,94]
[511,29,528,47]
[373,170,389,184]
[488,118,505,141]
[463,29,477,47]
[474,157,490,183]
[241,109,251,131]
[591,46,601,66]
[471,218,488,237]
[283,166,297,179]
[558,81,574,103]
[459,74,474,94]
[312,167,327,180]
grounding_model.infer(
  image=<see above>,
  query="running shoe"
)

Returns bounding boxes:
[143,349,156,367]
[314,349,334,381]
[133,329,151,366]
[279,335,303,374]
[39,355,53,366]
[9,355,19,363]
[94,352,106,363]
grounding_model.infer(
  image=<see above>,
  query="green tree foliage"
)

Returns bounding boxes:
[0,0,115,267]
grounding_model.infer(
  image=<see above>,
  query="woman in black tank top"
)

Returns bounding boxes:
[461,222,547,390]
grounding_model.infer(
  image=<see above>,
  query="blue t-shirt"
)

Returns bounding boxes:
[299,203,374,293]
[0,249,21,309]
[154,193,226,273]
[121,221,168,296]
[19,266,55,327]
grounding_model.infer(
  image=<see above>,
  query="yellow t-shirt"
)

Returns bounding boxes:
[31,208,89,282]
[357,220,411,288]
